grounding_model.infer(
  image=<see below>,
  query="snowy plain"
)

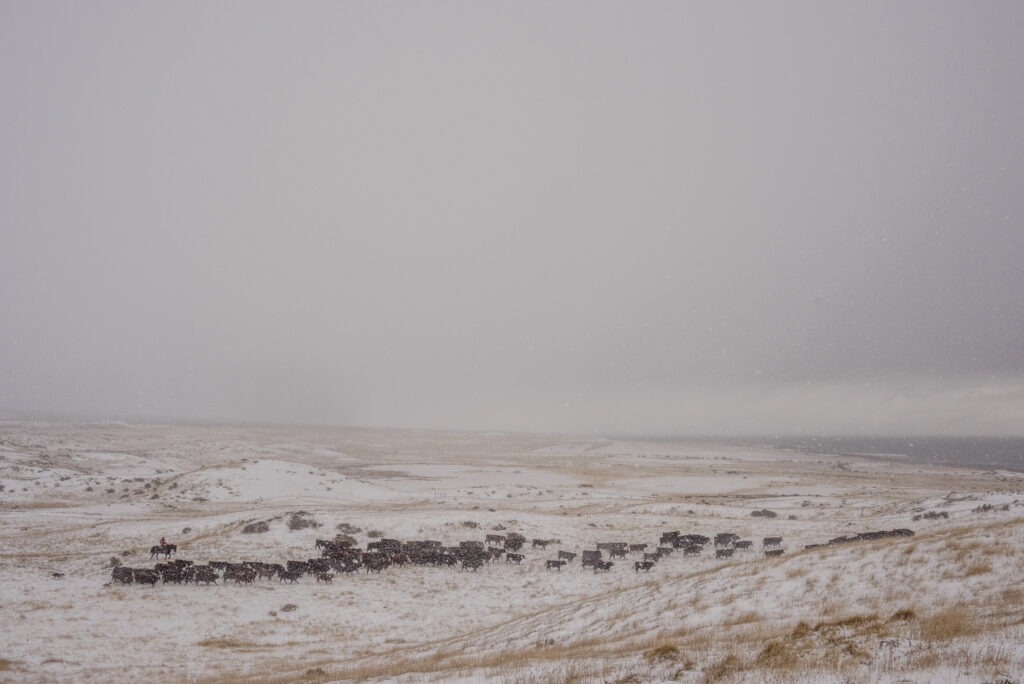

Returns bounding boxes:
[0,420,1022,683]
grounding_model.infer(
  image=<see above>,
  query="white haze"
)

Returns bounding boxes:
[2,2,1023,435]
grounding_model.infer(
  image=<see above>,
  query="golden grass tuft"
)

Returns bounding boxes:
[889,607,916,621]
[918,606,973,641]
[963,562,992,577]
[196,638,248,649]
[643,644,679,663]
[790,621,811,640]
[703,653,743,682]
[756,640,798,669]
[813,613,879,632]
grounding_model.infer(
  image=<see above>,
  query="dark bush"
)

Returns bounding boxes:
[287,512,320,531]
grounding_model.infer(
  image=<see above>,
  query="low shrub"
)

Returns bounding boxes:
[287,513,320,531]
[644,644,679,663]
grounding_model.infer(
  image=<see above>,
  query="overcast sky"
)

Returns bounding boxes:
[2,2,1023,435]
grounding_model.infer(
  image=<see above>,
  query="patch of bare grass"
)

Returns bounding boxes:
[889,607,916,621]
[643,643,679,663]
[963,562,992,577]
[918,605,974,641]
[703,652,743,682]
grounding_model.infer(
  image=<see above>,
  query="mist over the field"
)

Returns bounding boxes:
[2,2,1022,435]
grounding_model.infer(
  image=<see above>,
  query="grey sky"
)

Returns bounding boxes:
[2,2,1023,435]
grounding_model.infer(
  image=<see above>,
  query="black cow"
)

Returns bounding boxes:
[634,561,654,573]
[764,549,784,558]
[133,569,158,585]
[763,537,783,547]
[111,567,134,585]
[505,553,524,564]
[715,548,735,560]
[545,560,566,571]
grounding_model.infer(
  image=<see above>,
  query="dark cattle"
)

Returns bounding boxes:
[504,537,525,552]
[488,548,505,561]
[643,552,660,563]
[715,548,735,560]
[682,545,702,557]
[531,539,551,548]
[485,534,504,545]
[194,567,218,585]
[678,534,710,547]
[461,558,483,571]
[581,550,602,568]
[278,570,301,583]
[133,569,158,585]
[629,544,648,554]
[111,567,134,585]
[505,553,524,564]
[233,569,256,584]
[764,549,784,558]
[597,542,628,554]
[545,560,566,571]
[593,561,613,573]
[763,537,783,547]
[160,567,184,584]
[660,531,680,546]
[634,561,654,573]
[656,546,674,557]
[306,558,330,573]
[609,547,627,559]
[362,553,390,573]
[286,560,311,575]
[557,551,576,563]
[734,540,753,550]
[315,572,334,583]
[715,534,739,547]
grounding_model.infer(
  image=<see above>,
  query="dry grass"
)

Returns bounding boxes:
[963,562,992,577]
[889,607,916,621]
[703,652,743,682]
[917,605,975,641]
[196,638,250,649]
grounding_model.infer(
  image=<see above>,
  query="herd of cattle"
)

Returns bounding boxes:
[109,527,914,587]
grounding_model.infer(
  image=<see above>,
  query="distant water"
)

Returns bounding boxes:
[756,436,1024,473]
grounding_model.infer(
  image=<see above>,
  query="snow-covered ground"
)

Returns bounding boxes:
[0,420,1022,683]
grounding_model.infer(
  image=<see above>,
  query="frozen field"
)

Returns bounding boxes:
[1,420,1023,683]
